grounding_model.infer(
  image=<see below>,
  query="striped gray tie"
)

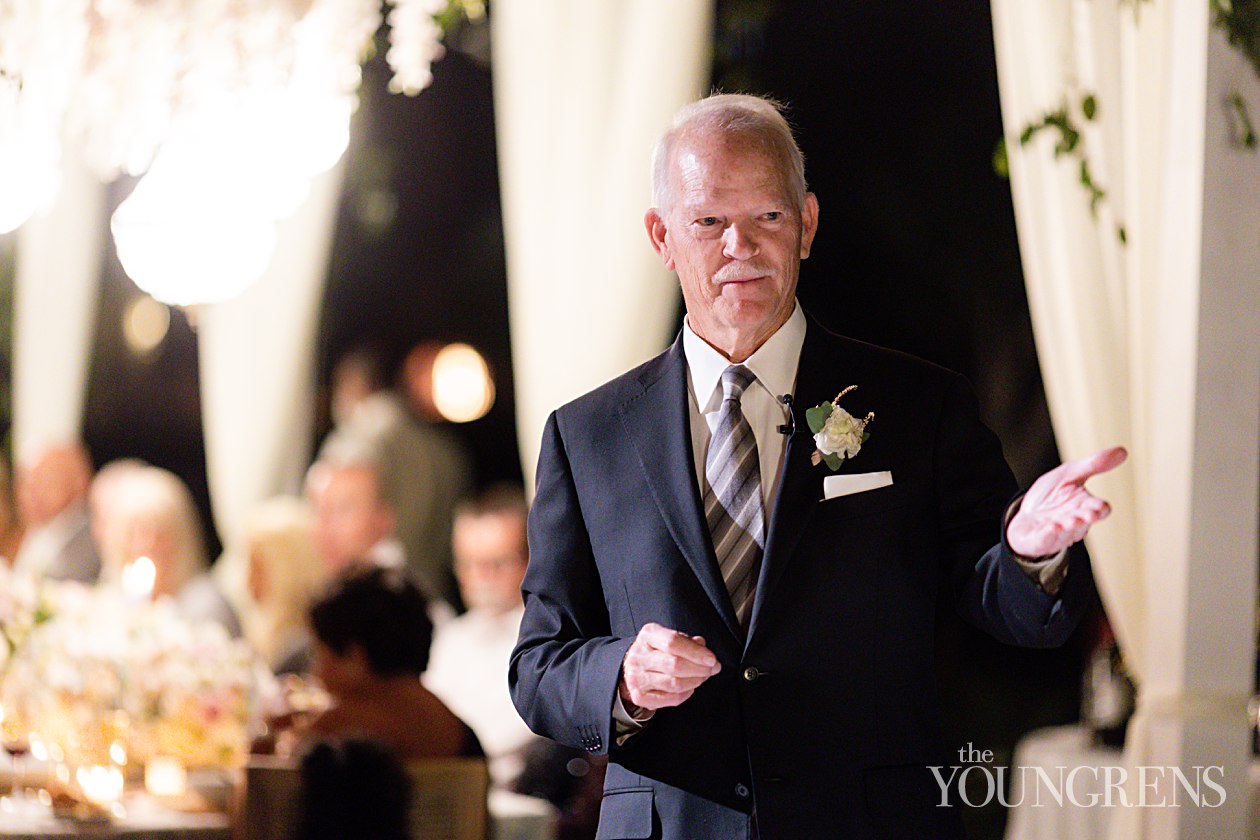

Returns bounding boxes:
[704,365,764,628]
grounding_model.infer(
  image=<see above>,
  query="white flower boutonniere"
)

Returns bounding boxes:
[806,386,874,470]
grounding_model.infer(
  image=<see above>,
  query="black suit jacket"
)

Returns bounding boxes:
[510,316,1092,839]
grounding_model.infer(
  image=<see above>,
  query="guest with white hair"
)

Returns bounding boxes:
[88,457,150,578]
[109,466,241,636]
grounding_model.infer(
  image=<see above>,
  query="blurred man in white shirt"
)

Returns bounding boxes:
[424,485,536,789]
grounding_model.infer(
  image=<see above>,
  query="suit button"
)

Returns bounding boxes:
[735,783,750,799]
[742,666,760,682]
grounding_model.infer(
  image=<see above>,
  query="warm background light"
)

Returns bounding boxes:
[144,756,187,798]
[431,343,494,423]
[123,296,170,356]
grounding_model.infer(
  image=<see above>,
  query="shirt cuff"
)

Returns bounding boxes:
[612,689,654,745]
[1004,497,1070,596]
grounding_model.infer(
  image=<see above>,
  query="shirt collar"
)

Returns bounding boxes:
[683,301,806,411]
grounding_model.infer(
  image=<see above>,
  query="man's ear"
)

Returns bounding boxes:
[644,209,675,270]
[800,192,819,259]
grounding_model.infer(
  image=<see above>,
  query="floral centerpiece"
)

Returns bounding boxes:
[0,566,261,774]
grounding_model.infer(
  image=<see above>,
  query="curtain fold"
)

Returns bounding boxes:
[993,1,1260,836]
[13,152,105,466]
[200,161,345,601]
[492,0,714,488]
[991,0,1148,679]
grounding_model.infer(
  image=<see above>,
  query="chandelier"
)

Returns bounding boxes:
[0,0,480,304]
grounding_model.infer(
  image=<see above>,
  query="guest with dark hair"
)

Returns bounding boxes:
[296,739,412,840]
[304,566,483,761]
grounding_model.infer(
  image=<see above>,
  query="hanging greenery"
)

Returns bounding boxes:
[1212,0,1260,78]
[997,0,1260,246]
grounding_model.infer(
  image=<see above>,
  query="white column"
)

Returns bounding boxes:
[1130,7,1260,836]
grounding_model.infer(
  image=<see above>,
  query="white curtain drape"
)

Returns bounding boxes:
[492,0,714,487]
[201,161,345,600]
[993,1,1260,836]
[13,153,105,466]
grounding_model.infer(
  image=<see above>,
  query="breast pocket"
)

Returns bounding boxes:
[818,483,908,521]
[595,787,656,840]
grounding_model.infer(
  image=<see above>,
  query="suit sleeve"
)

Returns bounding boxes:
[934,376,1093,648]
[509,410,632,756]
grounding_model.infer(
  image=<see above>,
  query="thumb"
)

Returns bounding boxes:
[1061,446,1128,485]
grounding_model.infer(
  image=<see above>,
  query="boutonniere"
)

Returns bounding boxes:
[805,386,875,470]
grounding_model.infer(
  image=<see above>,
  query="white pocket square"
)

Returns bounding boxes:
[822,471,893,500]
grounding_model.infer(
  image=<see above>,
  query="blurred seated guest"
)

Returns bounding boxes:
[13,441,100,582]
[296,738,412,840]
[322,342,473,610]
[424,485,604,838]
[111,466,242,636]
[243,496,329,675]
[305,451,454,624]
[302,567,483,761]
[88,457,150,577]
[425,484,539,789]
[0,452,24,565]
[305,450,401,575]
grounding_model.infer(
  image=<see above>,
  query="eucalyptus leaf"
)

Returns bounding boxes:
[823,452,844,471]
[805,403,833,434]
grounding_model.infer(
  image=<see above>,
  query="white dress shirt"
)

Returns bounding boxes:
[425,604,538,788]
[682,301,806,512]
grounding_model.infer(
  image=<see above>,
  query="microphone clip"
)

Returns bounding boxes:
[777,394,796,436]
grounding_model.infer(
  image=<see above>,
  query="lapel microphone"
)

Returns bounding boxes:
[778,394,795,435]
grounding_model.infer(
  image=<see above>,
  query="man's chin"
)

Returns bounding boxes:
[716,294,787,329]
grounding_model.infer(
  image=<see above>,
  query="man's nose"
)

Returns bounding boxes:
[721,221,759,261]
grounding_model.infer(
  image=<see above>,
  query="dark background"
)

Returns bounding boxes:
[3,3,1098,835]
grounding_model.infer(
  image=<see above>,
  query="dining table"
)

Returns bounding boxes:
[1,761,556,840]
[0,793,230,840]
[0,758,232,840]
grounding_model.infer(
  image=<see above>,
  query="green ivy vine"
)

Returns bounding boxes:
[996,0,1260,246]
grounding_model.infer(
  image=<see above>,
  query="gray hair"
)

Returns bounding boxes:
[651,93,807,212]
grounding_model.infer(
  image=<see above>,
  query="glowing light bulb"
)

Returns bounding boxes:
[431,343,495,423]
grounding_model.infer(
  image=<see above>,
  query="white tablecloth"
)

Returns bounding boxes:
[488,790,557,840]
[0,792,230,839]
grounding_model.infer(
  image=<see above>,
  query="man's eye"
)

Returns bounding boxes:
[763,211,783,221]
[697,217,719,226]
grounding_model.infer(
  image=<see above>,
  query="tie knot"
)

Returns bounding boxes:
[720,365,755,403]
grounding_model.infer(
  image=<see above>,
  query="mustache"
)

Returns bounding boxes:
[714,262,776,283]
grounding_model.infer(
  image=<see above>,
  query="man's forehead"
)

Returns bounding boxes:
[669,132,790,203]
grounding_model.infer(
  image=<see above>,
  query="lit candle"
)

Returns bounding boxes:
[121,557,156,601]
[76,765,124,807]
[144,757,187,798]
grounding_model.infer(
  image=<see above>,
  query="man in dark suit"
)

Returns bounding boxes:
[509,93,1124,839]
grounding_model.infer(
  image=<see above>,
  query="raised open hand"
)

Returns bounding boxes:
[1006,446,1128,559]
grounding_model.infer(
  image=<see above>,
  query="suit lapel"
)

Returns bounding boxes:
[747,318,834,640]
[618,337,743,642]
